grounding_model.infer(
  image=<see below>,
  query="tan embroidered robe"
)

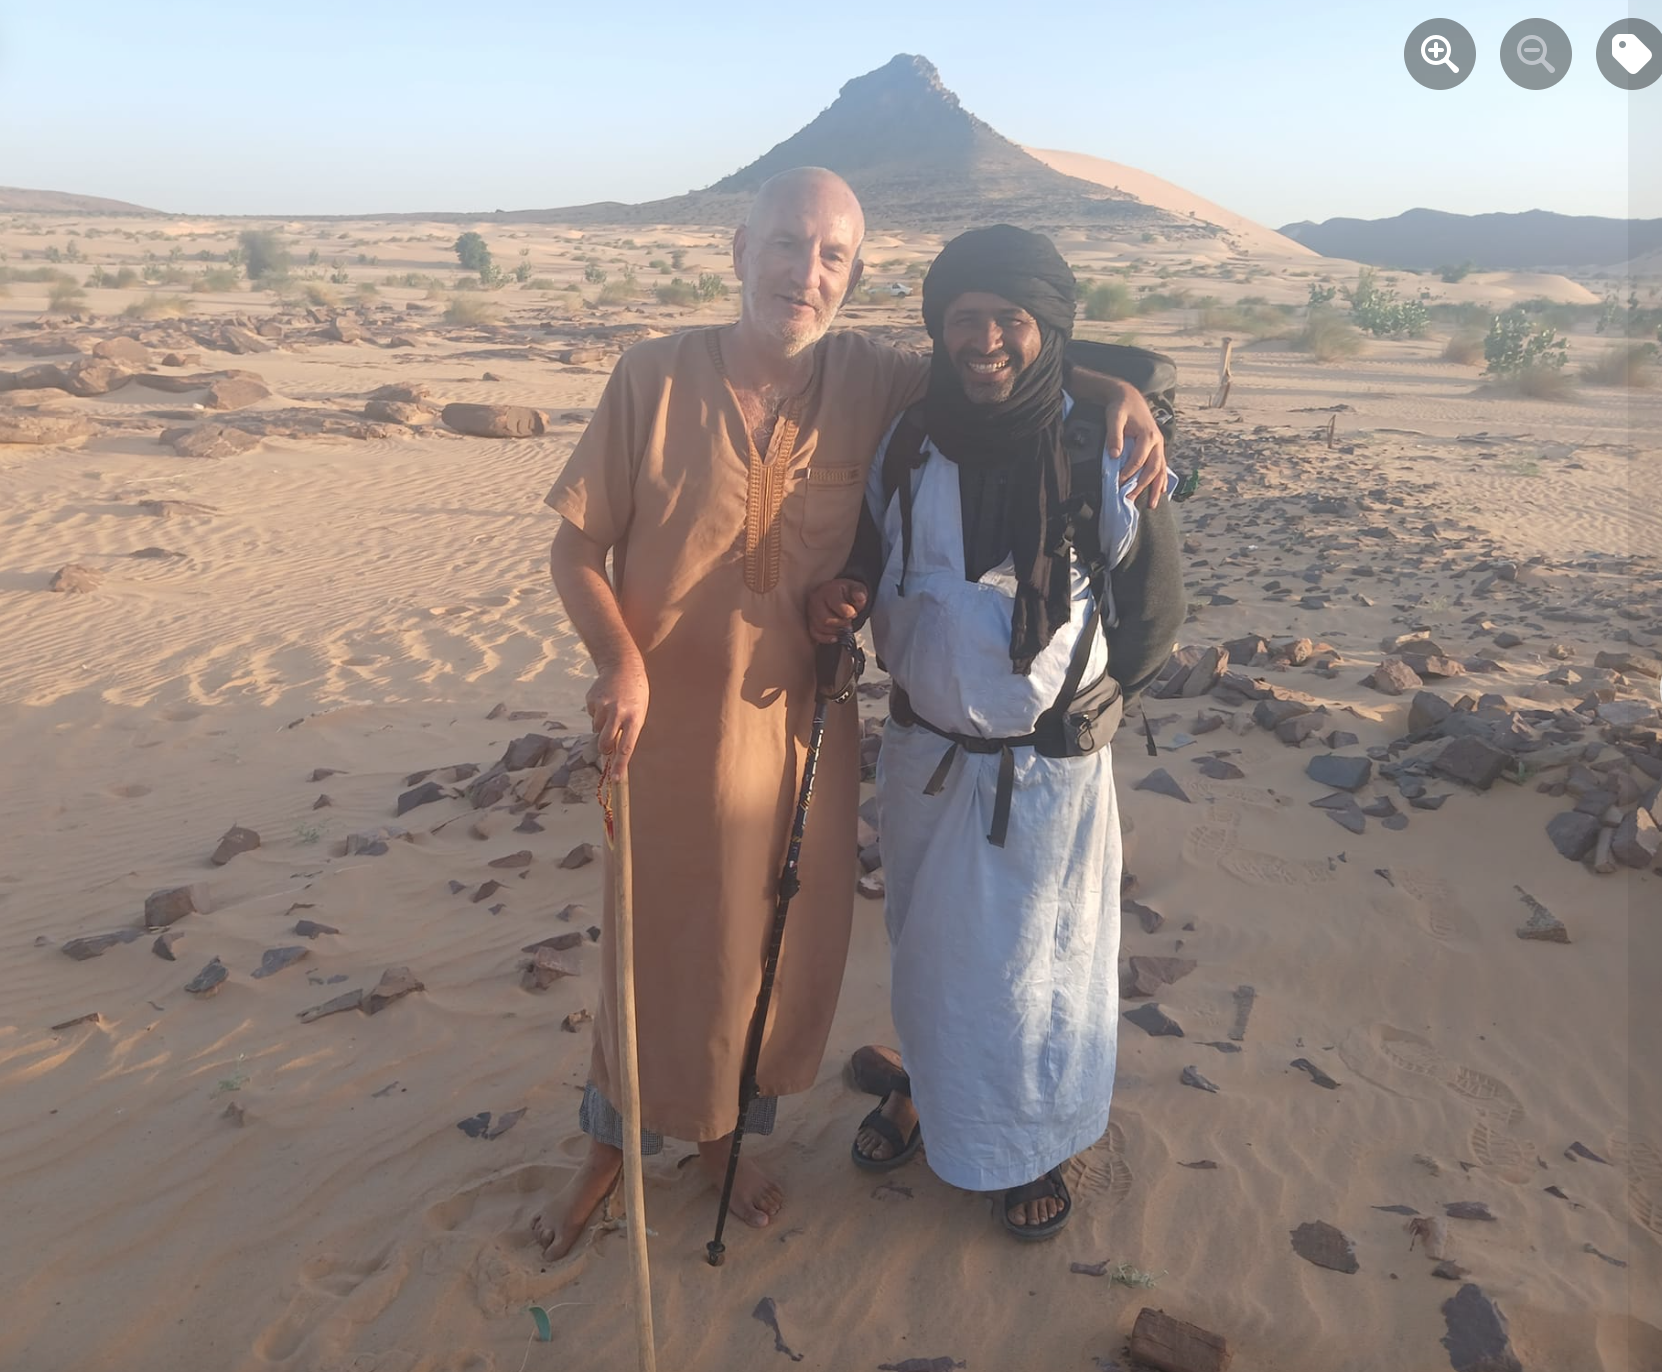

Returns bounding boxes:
[546,325,926,1141]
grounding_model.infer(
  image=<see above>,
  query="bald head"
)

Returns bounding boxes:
[732,167,867,358]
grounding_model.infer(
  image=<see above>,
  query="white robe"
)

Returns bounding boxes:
[868,399,1146,1192]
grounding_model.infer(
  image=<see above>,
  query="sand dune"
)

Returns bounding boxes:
[1,213,1658,1372]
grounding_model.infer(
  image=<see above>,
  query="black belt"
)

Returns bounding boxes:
[891,687,1033,848]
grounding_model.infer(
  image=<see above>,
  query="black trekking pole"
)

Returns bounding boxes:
[706,629,863,1267]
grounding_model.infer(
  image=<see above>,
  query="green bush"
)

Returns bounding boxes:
[1083,281,1135,321]
[193,267,241,292]
[1483,309,1568,376]
[1307,282,1337,308]
[303,283,339,307]
[584,262,608,285]
[122,292,190,320]
[454,232,491,273]
[1437,261,1475,283]
[443,294,498,325]
[240,228,291,282]
[525,277,556,290]
[695,272,728,302]
[655,278,700,306]
[1343,268,1427,337]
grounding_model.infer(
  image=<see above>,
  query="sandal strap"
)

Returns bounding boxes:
[1004,1167,1066,1208]
[855,1104,911,1161]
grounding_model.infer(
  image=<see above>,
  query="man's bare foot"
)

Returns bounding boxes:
[530,1139,622,1261]
[696,1135,784,1228]
[854,1090,919,1164]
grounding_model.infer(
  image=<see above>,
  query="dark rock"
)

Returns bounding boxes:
[251,946,309,979]
[1613,806,1660,868]
[1124,955,1197,999]
[523,945,580,989]
[1196,756,1244,780]
[1440,1284,1522,1372]
[161,422,263,459]
[1290,1220,1359,1274]
[397,780,446,815]
[1277,712,1327,747]
[1125,898,1165,934]
[472,880,503,904]
[1432,737,1512,791]
[210,824,260,865]
[294,919,339,938]
[1566,1141,1609,1164]
[501,733,557,770]
[144,884,206,928]
[1134,768,1191,802]
[152,930,183,960]
[364,965,423,1014]
[1290,1058,1340,1089]
[440,402,546,438]
[1253,698,1312,730]
[1125,1002,1184,1037]
[1444,1201,1495,1222]
[184,957,228,996]
[562,1008,594,1032]
[559,841,600,869]
[298,989,364,1022]
[1369,658,1423,696]
[1325,730,1360,749]
[61,928,143,960]
[1308,753,1372,792]
[1409,691,1454,735]
[1402,653,1465,679]
[1546,810,1600,861]
[1180,1065,1220,1093]
[1432,1260,1471,1281]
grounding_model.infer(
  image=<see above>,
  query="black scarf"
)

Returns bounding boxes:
[920,225,1077,675]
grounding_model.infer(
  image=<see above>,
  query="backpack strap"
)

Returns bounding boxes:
[880,403,929,596]
[1061,401,1110,608]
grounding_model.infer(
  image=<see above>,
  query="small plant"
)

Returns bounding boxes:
[240,228,291,283]
[453,232,492,274]
[355,283,380,303]
[1084,281,1136,321]
[1292,309,1364,361]
[48,279,87,312]
[1441,333,1484,366]
[583,262,608,285]
[444,294,499,325]
[307,248,321,267]
[1437,260,1474,283]
[294,822,323,844]
[1307,282,1337,309]
[85,265,108,288]
[1483,308,1568,377]
[525,277,556,290]
[1503,458,1542,477]
[670,248,687,270]
[1344,267,1427,337]
[1580,341,1658,388]
[1109,1263,1165,1289]
[122,292,190,320]
[304,283,339,308]
[214,1055,250,1093]
[695,272,727,302]
[328,263,351,285]
[655,278,700,307]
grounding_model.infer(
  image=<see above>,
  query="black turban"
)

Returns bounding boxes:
[919,225,1078,675]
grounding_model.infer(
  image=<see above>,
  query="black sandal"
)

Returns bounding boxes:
[1001,1167,1072,1241]
[850,1089,922,1172]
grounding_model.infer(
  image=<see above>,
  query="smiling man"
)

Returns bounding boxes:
[535,175,1169,1260]
[808,224,1184,1242]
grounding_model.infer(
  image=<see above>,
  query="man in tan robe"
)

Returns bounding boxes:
[533,167,1166,1260]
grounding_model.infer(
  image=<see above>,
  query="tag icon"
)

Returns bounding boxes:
[1612,32,1653,75]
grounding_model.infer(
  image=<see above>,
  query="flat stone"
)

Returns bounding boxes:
[1180,1065,1220,1093]
[1546,810,1600,861]
[1402,653,1466,679]
[1290,1057,1341,1088]
[298,989,364,1022]
[397,780,446,815]
[1307,753,1373,792]
[49,563,102,593]
[203,375,271,410]
[251,946,309,979]
[440,402,546,438]
[1277,712,1327,746]
[1441,1284,1522,1372]
[1369,658,1423,696]
[1195,756,1245,780]
[1253,698,1312,730]
[1432,737,1512,791]
[1125,1002,1184,1037]
[559,841,600,869]
[1597,700,1659,729]
[161,423,263,458]
[472,880,503,904]
[1613,806,1660,868]
[210,824,260,865]
[1409,691,1455,735]
[61,928,143,960]
[562,1008,594,1032]
[144,884,206,928]
[152,930,183,960]
[522,945,580,989]
[1444,1201,1496,1222]
[294,919,339,938]
[184,957,228,996]
[0,411,94,445]
[1134,768,1191,803]
[364,965,423,1014]
[1290,1220,1359,1274]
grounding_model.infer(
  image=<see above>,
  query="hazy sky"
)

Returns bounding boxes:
[1,0,1655,225]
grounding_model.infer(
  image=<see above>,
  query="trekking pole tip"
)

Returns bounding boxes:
[705,1240,726,1268]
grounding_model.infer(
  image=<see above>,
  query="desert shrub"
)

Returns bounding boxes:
[328,263,351,284]
[122,292,189,319]
[84,265,107,287]
[1344,268,1427,337]
[655,278,700,306]
[649,259,667,271]
[112,267,140,288]
[512,260,532,283]
[304,283,339,307]
[1484,309,1568,376]
[583,262,608,285]
[443,294,498,325]
[1437,261,1475,283]
[525,277,556,290]
[1291,309,1364,361]
[1579,342,1658,388]
[695,272,727,302]
[1197,303,1291,339]
[193,267,241,292]
[1137,288,1192,311]
[240,228,291,282]
[355,283,379,302]
[597,279,636,305]
[1307,282,1337,308]
[48,279,86,311]
[453,232,491,273]
[1441,334,1485,365]
[1487,366,1576,400]
[670,249,687,270]
[1083,281,1136,321]
[10,265,73,283]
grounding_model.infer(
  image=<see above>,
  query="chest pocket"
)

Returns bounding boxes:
[792,462,865,550]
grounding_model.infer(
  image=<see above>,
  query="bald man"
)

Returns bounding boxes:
[534,168,1167,1258]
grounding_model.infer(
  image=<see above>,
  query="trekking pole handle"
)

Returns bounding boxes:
[816,629,864,703]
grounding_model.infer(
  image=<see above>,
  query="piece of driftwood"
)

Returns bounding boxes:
[1208,338,1233,409]
[1129,1307,1233,1372]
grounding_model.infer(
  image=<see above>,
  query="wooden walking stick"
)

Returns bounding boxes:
[602,768,657,1371]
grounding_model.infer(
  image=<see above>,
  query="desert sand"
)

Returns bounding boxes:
[1,211,1659,1372]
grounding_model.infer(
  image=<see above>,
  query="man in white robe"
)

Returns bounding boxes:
[807,225,1184,1239]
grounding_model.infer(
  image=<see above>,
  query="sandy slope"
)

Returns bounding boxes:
[0,214,1659,1372]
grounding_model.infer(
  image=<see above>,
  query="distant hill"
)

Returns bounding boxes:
[0,186,159,214]
[1025,148,1315,258]
[1278,208,1662,271]
[398,55,1215,237]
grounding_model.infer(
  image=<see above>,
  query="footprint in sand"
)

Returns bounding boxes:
[107,783,151,799]
[1608,1131,1662,1238]
[1469,1115,1538,1184]
[1372,1025,1526,1126]
[1374,868,1479,942]
[1067,1119,1134,1209]
[1179,815,1338,888]
[1187,779,1291,813]
[252,1245,404,1366]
